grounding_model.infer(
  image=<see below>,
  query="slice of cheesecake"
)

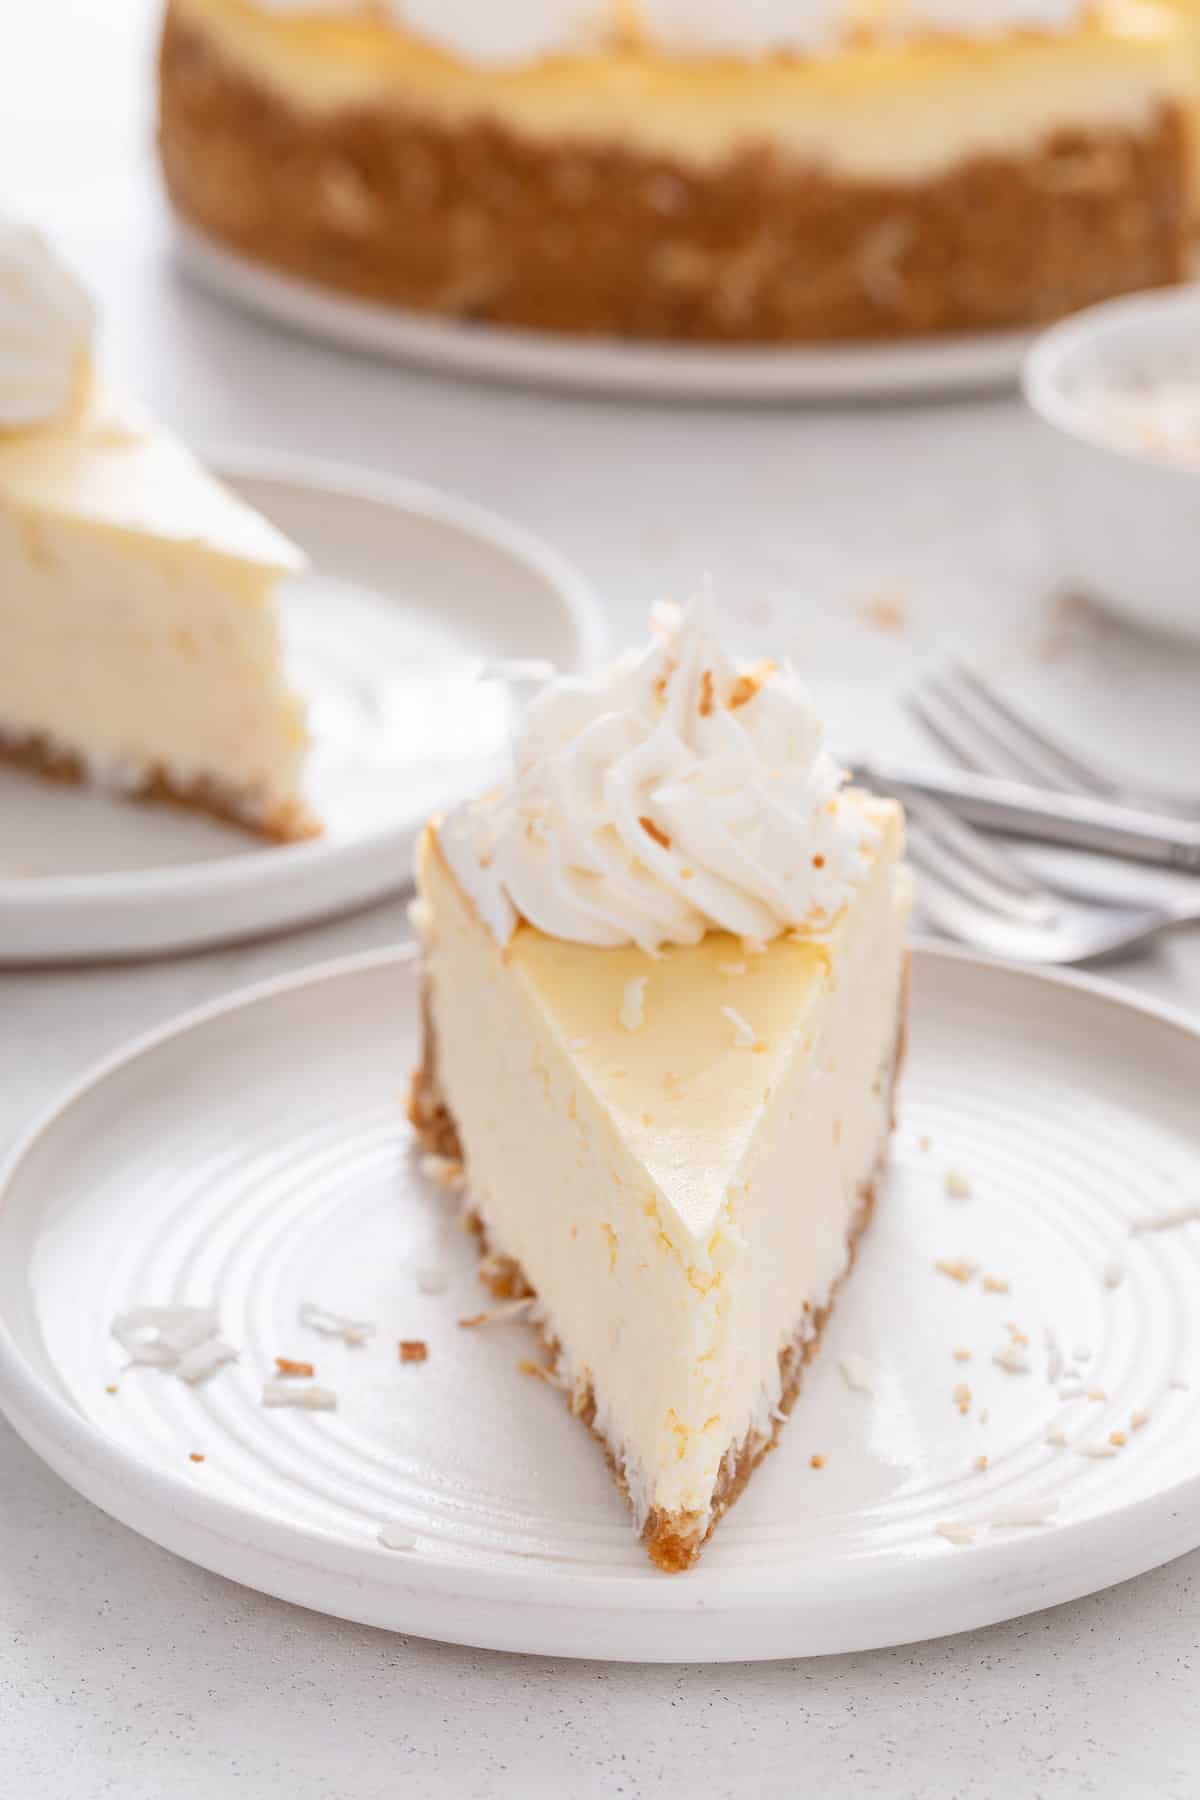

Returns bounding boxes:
[409,600,911,1571]
[0,218,315,841]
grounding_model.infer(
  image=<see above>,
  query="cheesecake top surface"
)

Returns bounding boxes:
[0,380,304,575]
[244,0,1108,65]
[440,596,880,954]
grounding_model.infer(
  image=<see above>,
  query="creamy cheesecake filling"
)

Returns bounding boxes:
[416,805,910,1535]
[0,367,313,838]
[173,0,1190,183]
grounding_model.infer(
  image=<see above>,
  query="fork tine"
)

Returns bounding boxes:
[910,673,1066,790]
[945,663,1121,801]
[901,791,1046,903]
[905,803,1061,926]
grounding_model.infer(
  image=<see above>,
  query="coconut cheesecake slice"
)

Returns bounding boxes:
[409,598,911,1571]
[0,217,315,841]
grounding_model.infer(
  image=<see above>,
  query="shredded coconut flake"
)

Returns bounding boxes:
[1130,1409,1151,1430]
[1044,1327,1064,1387]
[1058,1382,1085,1401]
[1079,1442,1118,1459]
[1046,1426,1068,1448]
[936,1520,975,1546]
[262,1381,337,1411]
[620,976,647,1032]
[993,1343,1032,1375]
[944,1170,971,1200]
[416,1268,448,1295]
[1130,1204,1200,1234]
[720,1004,759,1050]
[378,1524,417,1552]
[838,1353,875,1395]
[717,961,747,977]
[111,1306,219,1367]
[176,1339,239,1385]
[459,1297,536,1329]
[298,1302,375,1346]
[569,1037,591,1051]
[1103,1259,1125,1290]
[988,1501,1058,1528]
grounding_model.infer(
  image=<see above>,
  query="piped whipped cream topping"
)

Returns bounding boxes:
[253,0,1092,65]
[0,215,94,429]
[440,596,877,952]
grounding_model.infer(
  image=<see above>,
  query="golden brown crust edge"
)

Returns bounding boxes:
[410,951,911,1573]
[159,6,1190,344]
[0,729,321,845]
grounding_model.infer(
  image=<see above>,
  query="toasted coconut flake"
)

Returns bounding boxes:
[810,1453,826,1470]
[721,1004,760,1050]
[104,1384,119,1396]
[982,1274,1010,1295]
[417,1153,466,1194]
[1130,1409,1151,1430]
[944,1170,971,1200]
[298,1301,375,1346]
[1087,1386,1107,1402]
[975,1454,989,1472]
[416,1268,448,1296]
[459,1297,536,1329]
[952,1348,972,1363]
[519,1357,569,1391]
[399,1340,428,1364]
[274,1357,314,1378]
[639,816,671,851]
[838,1353,875,1395]
[262,1381,337,1411]
[953,1382,971,1415]
[935,1258,977,1284]
[621,977,647,1033]
[1079,1442,1118,1459]
[918,1135,933,1153]
[1108,1429,1127,1447]
[176,1338,239,1385]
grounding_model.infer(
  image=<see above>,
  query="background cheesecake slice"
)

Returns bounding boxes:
[409,600,912,1571]
[0,218,316,842]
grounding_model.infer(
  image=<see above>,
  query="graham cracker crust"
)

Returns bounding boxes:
[409,955,911,1573]
[159,7,1190,343]
[0,729,320,845]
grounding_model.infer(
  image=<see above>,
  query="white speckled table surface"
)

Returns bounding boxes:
[4,7,1200,1794]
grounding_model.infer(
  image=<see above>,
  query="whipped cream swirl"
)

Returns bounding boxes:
[441,597,877,952]
[0,216,94,429]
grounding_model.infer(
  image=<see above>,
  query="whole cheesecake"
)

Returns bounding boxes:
[159,0,1195,343]
[409,598,912,1570]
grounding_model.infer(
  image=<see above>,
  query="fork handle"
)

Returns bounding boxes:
[854,760,1200,874]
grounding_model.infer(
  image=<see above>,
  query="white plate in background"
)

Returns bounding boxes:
[0,458,604,963]
[1,943,1199,1661]
[176,220,1033,404]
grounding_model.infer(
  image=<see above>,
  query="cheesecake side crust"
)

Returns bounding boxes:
[159,6,1190,343]
[0,727,320,844]
[410,953,910,1572]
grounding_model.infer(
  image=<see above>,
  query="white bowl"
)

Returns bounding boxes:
[1022,288,1200,640]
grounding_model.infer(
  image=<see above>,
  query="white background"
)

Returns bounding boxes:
[4,5,1200,1793]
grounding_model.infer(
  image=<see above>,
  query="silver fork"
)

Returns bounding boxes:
[909,662,1200,820]
[901,791,1200,964]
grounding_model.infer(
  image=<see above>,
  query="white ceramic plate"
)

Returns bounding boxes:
[2,943,1199,1662]
[176,221,1033,404]
[0,459,604,964]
